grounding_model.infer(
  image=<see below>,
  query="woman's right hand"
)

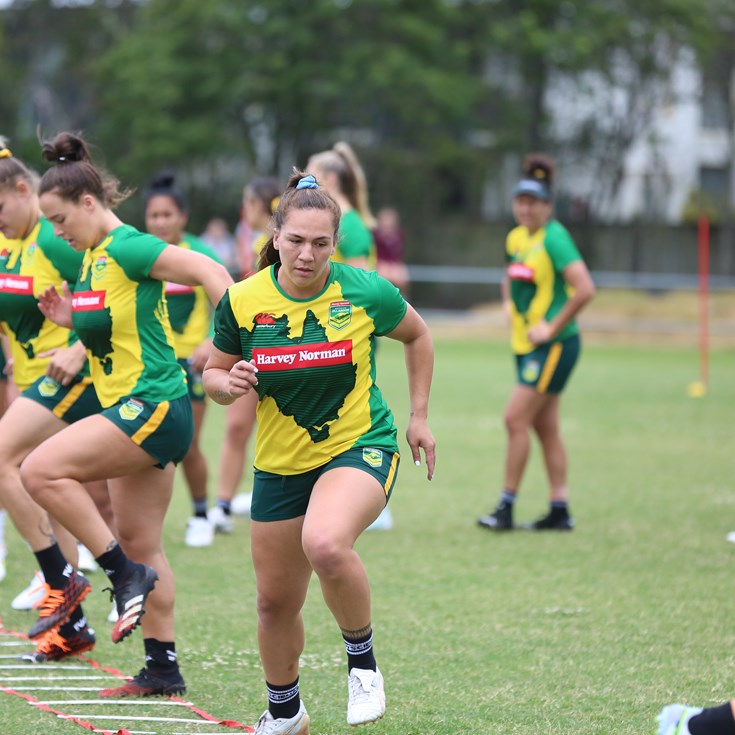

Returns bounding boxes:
[228,359,259,398]
[38,281,74,329]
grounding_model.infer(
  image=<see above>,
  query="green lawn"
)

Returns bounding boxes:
[1,332,734,734]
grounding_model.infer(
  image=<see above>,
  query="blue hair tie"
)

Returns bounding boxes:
[296,175,318,190]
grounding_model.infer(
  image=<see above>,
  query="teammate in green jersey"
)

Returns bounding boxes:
[21,131,232,698]
[144,171,223,548]
[478,154,595,533]
[0,141,113,662]
[203,170,436,735]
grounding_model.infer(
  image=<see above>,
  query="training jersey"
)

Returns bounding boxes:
[213,262,407,475]
[0,218,84,390]
[333,209,376,268]
[506,219,582,355]
[164,233,222,360]
[71,224,187,408]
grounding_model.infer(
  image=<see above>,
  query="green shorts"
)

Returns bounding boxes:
[515,334,581,395]
[0,350,6,382]
[23,374,103,423]
[101,393,193,467]
[251,446,401,522]
[178,358,206,403]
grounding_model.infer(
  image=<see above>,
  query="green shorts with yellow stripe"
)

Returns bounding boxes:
[515,333,581,395]
[251,446,400,522]
[23,374,102,423]
[101,393,193,467]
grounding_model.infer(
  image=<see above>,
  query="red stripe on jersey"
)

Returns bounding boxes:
[72,290,107,311]
[508,262,535,282]
[165,282,195,295]
[252,340,353,371]
[0,274,34,295]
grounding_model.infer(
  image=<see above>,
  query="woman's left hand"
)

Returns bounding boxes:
[528,319,553,345]
[406,415,436,481]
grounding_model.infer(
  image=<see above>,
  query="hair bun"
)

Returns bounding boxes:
[149,171,176,190]
[522,153,555,188]
[40,132,90,165]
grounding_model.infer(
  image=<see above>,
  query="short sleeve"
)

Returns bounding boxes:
[338,212,374,259]
[113,231,168,281]
[545,222,581,272]
[372,273,408,336]
[212,290,243,356]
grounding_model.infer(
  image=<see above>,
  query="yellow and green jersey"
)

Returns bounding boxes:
[71,224,187,408]
[506,219,582,355]
[213,262,407,475]
[333,209,376,269]
[0,218,84,390]
[164,233,222,359]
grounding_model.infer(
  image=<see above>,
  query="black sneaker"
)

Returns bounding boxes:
[27,571,92,640]
[99,666,186,698]
[109,563,159,644]
[477,502,513,531]
[522,512,574,531]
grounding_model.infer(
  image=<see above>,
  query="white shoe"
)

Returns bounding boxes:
[231,492,253,517]
[107,601,119,623]
[726,531,735,544]
[185,516,214,547]
[254,701,310,735]
[656,704,702,735]
[347,667,385,725]
[366,506,394,532]
[208,505,234,534]
[76,543,98,572]
[0,548,6,584]
[11,572,47,610]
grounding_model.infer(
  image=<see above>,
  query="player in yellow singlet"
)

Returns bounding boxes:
[144,171,224,548]
[478,154,595,533]
[20,131,232,698]
[0,141,112,662]
[203,171,436,733]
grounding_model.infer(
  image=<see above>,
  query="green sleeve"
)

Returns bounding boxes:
[340,267,407,336]
[37,222,84,282]
[545,221,581,272]
[112,231,168,281]
[212,290,242,355]
[337,211,374,259]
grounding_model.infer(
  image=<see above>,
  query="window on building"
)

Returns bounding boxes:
[699,165,731,197]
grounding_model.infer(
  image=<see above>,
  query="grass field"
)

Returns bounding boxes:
[1,322,734,734]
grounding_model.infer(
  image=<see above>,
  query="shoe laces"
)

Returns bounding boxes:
[33,584,62,617]
[37,628,72,655]
[348,669,378,704]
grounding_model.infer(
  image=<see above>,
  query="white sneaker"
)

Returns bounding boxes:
[726,531,735,544]
[0,546,6,584]
[76,543,98,572]
[366,506,394,532]
[185,516,214,547]
[11,571,47,610]
[657,704,702,735]
[107,601,119,623]
[231,492,253,517]
[208,505,234,534]
[254,701,310,735]
[347,667,385,725]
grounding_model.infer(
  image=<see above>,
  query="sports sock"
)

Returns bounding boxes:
[689,703,735,735]
[193,499,208,518]
[58,610,88,638]
[343,626,376,672]
[96,542,131,583]
[500,490,517,506]
[266,677,300,720]
[216,498,232,515]
[144,638,179,674]
[34,544,73,589]
[550,500,569,516]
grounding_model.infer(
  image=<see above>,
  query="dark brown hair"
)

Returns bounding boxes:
[0,136,39,192]
[38,131,132,208]
[257,168,341,271]
[245,176,282,215]
[522,153,555,190]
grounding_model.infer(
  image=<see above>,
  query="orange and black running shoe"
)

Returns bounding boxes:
[99,666,186,698]
[19,624,96,663]
[28,571,92,640]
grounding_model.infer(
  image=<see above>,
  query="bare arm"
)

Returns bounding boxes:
[202,345,259,405]
[528,260,596,344]
[149,246,233,306]
[385,303,436,480]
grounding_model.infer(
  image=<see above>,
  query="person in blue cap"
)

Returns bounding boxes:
[478,153,595,532]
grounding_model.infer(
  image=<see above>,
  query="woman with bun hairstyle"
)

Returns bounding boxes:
[209,176,282,529]
[204,169,435,734]
[21,131,232,697]
[0,139,110,663]
[478,154,595,532]
[144,171,224,548]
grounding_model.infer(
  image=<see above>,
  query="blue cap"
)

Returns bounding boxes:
[512,178,550,201]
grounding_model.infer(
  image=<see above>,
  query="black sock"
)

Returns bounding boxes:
[343,627,376,672]
[34,544,74,590]
[96,542,131,584]
[216,499,232,515]
[144,638,179,674]
[193,499,208,518]
[690,703,735,735]
[58,609,88,638]
[267,678,300,720]
[550,500,569,517]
